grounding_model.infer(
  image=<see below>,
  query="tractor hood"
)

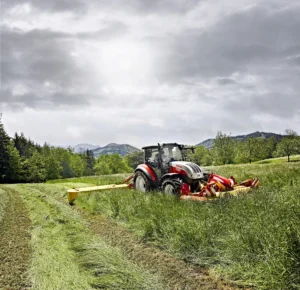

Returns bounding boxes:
[170,161,204,180]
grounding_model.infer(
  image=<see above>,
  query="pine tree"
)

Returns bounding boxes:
[0,114,12,182]
[7,140,22,182]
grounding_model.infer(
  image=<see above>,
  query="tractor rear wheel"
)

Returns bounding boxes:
[134,171,152,192]
[162,179,180,196]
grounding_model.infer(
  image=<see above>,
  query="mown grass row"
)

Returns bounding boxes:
[73,163,300,289]
[14,184,164,290]
[0,188,9,223]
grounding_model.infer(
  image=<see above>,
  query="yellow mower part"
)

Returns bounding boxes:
[67,184,129,205]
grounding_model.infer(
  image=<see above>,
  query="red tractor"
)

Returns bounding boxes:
[66,143,259,204]
[133,143,209,195]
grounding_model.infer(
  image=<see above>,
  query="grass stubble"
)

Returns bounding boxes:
[8,184,164,290]
[0,186,31,290]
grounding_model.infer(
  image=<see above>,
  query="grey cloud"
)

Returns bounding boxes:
[1,0,300,146]
[2,0,87,13]
[84,0,201,15]
[0,26,105,110]
[76,22,129,40]
[222,91,300,119]
[1,27,75,85]
[126,0,200,14]
[156,3,300,81]
[286,55,300,66]
[1,24,127,109]
[217,78,237,85]
[3,0,200,15]
[0,88,92,109]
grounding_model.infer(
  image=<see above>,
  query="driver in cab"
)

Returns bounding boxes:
[155,150,171,164]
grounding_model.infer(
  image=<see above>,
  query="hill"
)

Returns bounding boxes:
[198,131,283,149]
[92,143,142,158]
[73,143,100,153]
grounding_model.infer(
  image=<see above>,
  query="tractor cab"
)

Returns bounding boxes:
[143,143,185,176]
[134,143,204,194]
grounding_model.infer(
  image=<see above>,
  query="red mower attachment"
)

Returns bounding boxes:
[179,173,259,201]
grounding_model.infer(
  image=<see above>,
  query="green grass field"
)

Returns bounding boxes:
[72,162,300,289]
[1,162,300,289]
[253,155,300,164]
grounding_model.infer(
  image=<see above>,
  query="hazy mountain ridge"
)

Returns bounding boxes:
[73,143,101,153]
[198,131,284,149]
[91,143,142,158]
[73,131,283,156]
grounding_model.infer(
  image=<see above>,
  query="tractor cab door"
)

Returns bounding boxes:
[160,146,173,175]
[144,147,163,179]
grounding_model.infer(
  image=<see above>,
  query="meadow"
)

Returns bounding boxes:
[72,162,300,289]
[1,161,299,289]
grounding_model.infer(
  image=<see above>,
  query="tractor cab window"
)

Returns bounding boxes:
[171,146,183,161]
[145,148,160,166]
[162,145,183,162]
[162,147,171,161]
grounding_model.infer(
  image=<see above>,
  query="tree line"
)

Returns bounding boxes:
[188,130,300,166]
[0,119,96,183]
[1,115,299,183]
[0,116,138,183]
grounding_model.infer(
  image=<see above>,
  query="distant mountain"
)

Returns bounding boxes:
[73,143,100,153]
[92,143,142,158]
[198,131,284,149]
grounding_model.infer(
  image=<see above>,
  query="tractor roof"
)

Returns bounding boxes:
[142,143,184,150]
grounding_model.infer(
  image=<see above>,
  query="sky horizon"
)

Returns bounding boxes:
[1,0,300,148]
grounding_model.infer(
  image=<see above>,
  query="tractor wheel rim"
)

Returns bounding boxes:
[164,184,175,195]
[136,176,146,192]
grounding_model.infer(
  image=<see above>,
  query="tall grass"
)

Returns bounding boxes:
[46,173,132,186]
[76,163,300,289]
[253,155,300,164]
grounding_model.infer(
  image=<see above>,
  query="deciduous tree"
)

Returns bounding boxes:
[275,129,299,162]
[213,131,234,165]
[124,151,144,169]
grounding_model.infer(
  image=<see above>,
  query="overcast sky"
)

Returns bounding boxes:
[1,0,300,148]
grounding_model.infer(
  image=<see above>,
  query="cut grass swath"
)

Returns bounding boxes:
[16,184,164,290]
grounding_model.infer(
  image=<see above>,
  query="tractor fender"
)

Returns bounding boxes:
[159,173,181,186]
[135,164,157,182]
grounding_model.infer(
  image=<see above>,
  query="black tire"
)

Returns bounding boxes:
[134,171,152,192]
[162,178,181,196]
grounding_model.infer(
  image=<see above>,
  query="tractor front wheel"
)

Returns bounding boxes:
[134,171,152,192]
[162,179,180,196]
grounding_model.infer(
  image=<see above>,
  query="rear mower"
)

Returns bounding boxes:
[67,143,259,204]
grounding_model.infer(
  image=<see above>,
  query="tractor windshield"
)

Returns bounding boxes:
[162,145,183,162]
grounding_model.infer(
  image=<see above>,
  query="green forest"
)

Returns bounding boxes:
[188,130,300,166]
[1,116,299,183]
